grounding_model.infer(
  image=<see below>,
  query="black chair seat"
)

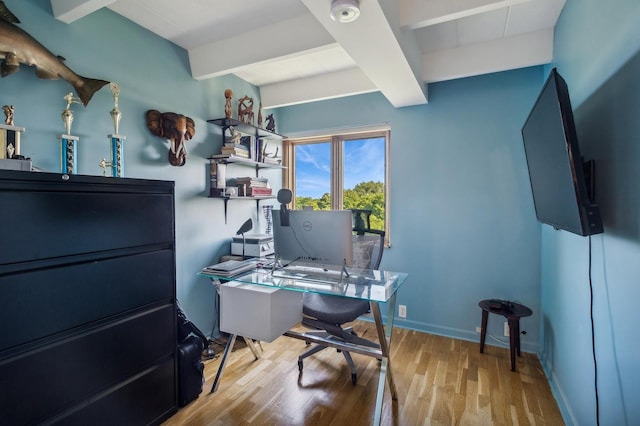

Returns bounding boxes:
[303,293,370,324]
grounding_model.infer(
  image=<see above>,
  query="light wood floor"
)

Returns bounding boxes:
[163,322,564,425]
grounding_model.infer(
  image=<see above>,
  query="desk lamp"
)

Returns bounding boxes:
[236,218,253,259]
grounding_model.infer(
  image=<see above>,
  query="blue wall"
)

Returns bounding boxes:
[276,69,544,350]
[4,1,545,351]
[7,2,639,423]
[539,0,640,424]
[1,0,281,335]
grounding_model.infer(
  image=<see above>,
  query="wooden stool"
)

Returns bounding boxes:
[478,299,532,371]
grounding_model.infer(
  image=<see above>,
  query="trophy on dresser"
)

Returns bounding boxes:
[59,92,81,174]
[100,83,125,177]
[1,105,25,161]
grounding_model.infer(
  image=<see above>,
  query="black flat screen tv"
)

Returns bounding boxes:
[521,68,603,236]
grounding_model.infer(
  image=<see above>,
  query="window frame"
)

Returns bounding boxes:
[282,128,391,247]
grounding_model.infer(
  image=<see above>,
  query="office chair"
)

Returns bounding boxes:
[297,210,385,385]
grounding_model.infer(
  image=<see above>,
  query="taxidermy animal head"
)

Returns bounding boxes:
[0,2,109,106]
[146,109,195,166]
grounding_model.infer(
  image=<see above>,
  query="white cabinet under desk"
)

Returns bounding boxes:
[220,281,302,343]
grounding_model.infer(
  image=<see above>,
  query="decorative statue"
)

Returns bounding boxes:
[110,83,122,134]
[224,89,233,119]
[0,2,108,106]
[257,102,263,127]
[237,95,254,125]
[227,126,241,144]
[61,92,81,135]
[3,105,14,125]
[265,113,276,133]
[146,109,195,167]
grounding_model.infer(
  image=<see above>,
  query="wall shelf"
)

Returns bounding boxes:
[207,118,285,223]
[208,155,284,170]
[207,118,284,140]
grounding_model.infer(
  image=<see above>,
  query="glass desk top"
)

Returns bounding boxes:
[199,264,408,303]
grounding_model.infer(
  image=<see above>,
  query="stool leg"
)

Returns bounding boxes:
[508,319,518,371]
[480,310,488,353]
[515,320,522,356]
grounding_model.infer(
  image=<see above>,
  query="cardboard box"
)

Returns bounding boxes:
[220,281,302,342]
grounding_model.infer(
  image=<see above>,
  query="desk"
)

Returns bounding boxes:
[200,265,408,426]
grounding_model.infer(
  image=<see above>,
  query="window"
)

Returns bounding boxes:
[283,128,390,246]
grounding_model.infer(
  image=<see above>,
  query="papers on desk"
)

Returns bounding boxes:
[202,259,255,277]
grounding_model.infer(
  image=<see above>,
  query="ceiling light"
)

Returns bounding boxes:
[330,0,360,23]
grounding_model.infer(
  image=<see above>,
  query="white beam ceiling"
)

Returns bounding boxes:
[51,0,116,24]
[398,0,534,29]
[50,0,566,109]
[300,0,427,108]
[188,14,335,81]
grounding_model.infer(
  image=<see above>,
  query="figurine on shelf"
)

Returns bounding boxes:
[3,105,14,125]
[237,95,254,125]
[224,89,233,119]
[257,102,263,127]
[227,126,241,144]
[265,113,276,133]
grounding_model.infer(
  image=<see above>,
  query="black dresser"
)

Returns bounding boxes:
[0,170,178,425]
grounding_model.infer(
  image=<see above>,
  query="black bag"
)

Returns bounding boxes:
[177,303,208,348]
[178,335,205,407]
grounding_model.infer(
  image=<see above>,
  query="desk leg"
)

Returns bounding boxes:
[370,292,398,426]
[243,337,262,360]
[211,334,237,393]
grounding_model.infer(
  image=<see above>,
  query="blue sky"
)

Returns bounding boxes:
[295,138,385,199]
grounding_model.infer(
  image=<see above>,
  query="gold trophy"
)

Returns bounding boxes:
[61,92,81,135]
[59,93,81,174]
[100,83,125,177]
[0,105,25,161]
[110,83,122,135]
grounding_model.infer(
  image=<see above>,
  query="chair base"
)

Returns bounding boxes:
[297,326,379,385]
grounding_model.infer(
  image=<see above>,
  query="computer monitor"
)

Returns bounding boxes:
[272,209,353,269]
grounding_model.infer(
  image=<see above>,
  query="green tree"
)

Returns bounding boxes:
[296,181,385,230]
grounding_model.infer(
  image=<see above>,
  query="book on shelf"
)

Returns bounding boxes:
[233,176,269,187]
[262,156,282,165]
[202,259,256,277]
[257,138,265,162]
[239,136,257,160]
[238,186,273,197]
[223,142,249,150]
[221,147,249,157]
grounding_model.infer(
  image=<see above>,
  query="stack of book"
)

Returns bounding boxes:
[221,142,249,158]
[233,176,272,197]
[262,155,282,165]
[202,259,256,277]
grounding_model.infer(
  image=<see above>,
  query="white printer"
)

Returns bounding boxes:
[231,233,274,258]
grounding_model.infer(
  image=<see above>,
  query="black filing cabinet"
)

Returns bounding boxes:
[0,170,178,425]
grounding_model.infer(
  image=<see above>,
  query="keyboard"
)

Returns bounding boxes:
[277,265,346,282]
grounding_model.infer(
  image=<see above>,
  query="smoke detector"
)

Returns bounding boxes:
[330,0,360,23]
